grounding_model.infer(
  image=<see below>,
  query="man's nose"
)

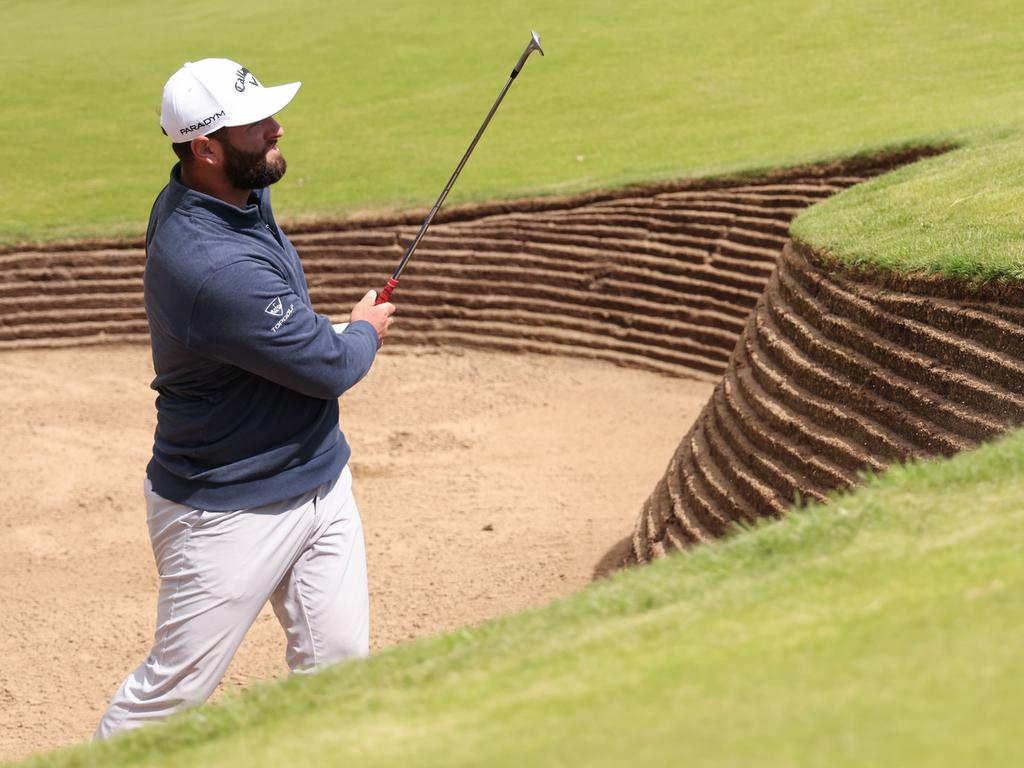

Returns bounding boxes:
[265,118,284,140]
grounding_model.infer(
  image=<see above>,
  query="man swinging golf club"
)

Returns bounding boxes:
[95,57,395,738]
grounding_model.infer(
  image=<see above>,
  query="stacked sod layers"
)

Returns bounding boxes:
[8,147,1012,567]
[631,238,1024,561]
[0,152,920,364]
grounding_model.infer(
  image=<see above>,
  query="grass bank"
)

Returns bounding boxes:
[18,429,1024,767]
[792,134,1024,282]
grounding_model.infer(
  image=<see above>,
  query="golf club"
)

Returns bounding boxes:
[374,30,545,305]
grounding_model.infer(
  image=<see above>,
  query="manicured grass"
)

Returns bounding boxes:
[17,429,1024,767]
[792,133,1024,282]
[3,0,1024,244]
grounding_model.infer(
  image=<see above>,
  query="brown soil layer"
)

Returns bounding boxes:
[631,239,1024,562]
[0,150,944,381]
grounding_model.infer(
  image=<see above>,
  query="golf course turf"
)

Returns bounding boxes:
[17,428,1024,767]
[4,0,1024,764]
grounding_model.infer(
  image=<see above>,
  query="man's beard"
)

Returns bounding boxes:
[221,138,287,189]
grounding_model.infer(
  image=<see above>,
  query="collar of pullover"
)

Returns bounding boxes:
[167,163,268,229]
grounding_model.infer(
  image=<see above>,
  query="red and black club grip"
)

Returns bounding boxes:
[374,277,399,305]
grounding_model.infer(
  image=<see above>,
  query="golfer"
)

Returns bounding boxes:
[95,58,394,738]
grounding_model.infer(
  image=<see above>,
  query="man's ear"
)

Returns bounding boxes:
[191,135,221,166]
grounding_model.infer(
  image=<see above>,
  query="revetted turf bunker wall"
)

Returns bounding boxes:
[632,239,1024,562]
[0,152,927,370]
[10,148,1000,569]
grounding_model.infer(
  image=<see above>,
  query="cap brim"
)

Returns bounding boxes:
[223,81,301,127]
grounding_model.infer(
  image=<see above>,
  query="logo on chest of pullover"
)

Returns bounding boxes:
[265,297,284,316]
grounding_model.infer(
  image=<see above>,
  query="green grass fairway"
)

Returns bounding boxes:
[16,430,1024,767]
[2,0,1024,243]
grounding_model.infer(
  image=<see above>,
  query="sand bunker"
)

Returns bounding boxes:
[0,346,711,760]
[0,149,945,759]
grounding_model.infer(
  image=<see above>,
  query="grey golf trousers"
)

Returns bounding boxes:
[95,465,368,739]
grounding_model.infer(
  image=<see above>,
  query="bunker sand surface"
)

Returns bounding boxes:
[0,346,711,761]
[0,149,944,760]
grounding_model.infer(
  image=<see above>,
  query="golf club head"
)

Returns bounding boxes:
[530,30,545,57]
[512,30,544,77]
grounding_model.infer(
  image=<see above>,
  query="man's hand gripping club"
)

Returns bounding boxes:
[350,290,395,347]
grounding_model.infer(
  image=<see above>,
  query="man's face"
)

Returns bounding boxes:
[214,117,287,190]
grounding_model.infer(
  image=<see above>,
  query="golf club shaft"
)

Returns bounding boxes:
[375,32,543,305]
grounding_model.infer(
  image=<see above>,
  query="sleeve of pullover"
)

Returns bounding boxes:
[186,259,379,399]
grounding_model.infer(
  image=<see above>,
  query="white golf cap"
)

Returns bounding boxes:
[160,58,301,142]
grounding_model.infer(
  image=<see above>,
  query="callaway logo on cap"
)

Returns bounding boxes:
[160,58,301,141]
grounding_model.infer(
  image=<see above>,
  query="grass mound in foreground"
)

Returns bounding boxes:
[19,429,1024,768]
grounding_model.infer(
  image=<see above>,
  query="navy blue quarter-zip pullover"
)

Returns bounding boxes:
[143,164,378,511]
